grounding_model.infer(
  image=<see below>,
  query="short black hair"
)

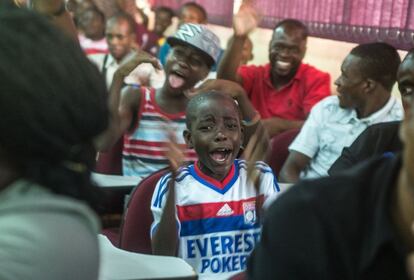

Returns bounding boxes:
[155,6,175,18]
[107,12,136,35]
[350,42,401,91]
[180,2,207,22]
[186,91,240,129]
[0,6,108,211]
[273,18,308,40]
[83,6,105,22]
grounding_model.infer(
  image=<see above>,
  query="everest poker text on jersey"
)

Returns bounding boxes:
[184,230,261,274]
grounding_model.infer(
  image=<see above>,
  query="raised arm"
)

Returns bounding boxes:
[217,3,258,83]
[151,132,185,256]
[278,151,311,183]
[94,51,160,151]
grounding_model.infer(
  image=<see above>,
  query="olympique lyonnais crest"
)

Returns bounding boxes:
[243,201,256,225]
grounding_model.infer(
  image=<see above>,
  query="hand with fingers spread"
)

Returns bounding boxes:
[242,123,269,185]
[115,50,162,78]
[165,129,186,175]
[233,1,260,36]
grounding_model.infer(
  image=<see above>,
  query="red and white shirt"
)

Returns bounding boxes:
[151,160,279,279]
[123,87,196,177]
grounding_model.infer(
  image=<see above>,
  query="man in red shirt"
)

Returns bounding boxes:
[218,5,330,136]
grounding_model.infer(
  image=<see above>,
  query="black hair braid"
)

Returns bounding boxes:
[0,7,109,212]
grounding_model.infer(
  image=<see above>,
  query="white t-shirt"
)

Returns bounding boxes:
[0,180,100,280]
[289,95,403,179]
[151,160,279,280]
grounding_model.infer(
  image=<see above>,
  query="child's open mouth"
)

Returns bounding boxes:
[168,71,186,89]
[209,148,232,163]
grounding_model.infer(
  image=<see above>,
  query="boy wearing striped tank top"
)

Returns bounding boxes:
[96,23,221,178]
[151,92,280,279]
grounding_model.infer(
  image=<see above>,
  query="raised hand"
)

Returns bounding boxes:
[233,1,260,36]
[165,126,186,175]
[116,50,161,78]
[242,123,269,183]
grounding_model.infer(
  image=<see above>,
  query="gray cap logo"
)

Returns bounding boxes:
[167,23,221,65]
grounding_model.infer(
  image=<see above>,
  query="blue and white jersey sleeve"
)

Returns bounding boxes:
[255,161,280,199]
[150,172,175,239]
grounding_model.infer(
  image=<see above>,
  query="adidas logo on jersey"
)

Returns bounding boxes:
[216,203,234,216]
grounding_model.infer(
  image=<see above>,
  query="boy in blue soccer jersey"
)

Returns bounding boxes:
[150,90,280,279]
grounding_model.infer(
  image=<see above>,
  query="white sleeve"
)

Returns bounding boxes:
[255,162,279,198]
[288,99,325,158]
[150,173,172,238]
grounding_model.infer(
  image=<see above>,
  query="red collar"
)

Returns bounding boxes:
[194,161,236,190]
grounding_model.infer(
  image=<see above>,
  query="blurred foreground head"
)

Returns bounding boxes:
[0,5,108,208]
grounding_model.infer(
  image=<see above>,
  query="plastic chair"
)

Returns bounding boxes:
[118,168,169,254]
[267,128,300,177]
[95,138,123,175]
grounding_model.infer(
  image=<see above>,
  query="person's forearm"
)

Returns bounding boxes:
[262,118,304,137]
[94,72,125,151]
[278,166,301,183]
[279,152,311,183]
[30,0,79,42]
[236,91,264,145]
[152,180,178,256]
[217,35,247,82]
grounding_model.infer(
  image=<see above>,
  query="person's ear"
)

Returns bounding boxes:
[240,125,245,147]
[300,41,307,59]
[364,78,376,93]
[400,98,413,144]
[183,129,193,148]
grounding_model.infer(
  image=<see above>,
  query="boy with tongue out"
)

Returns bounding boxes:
[150,91,280,279]
[96,23,222,178]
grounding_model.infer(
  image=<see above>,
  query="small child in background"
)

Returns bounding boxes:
[77,6,108,55]
[150,91,280,279]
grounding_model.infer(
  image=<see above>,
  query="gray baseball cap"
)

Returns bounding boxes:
[167,23,221,67]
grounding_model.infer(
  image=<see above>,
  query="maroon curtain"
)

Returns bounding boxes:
[254,0,414,50]
[152,0,234,26]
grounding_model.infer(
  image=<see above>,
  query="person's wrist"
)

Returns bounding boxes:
[242,111,261,127]
[233,33,248,39]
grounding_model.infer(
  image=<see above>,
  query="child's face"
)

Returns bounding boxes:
[106,19,134,62]
[179,6,206,26]
[79,9,104,39]
[184,97,243,181]
[154,11,172,36]
[164,44,210,92]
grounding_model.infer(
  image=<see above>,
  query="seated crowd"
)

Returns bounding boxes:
[2,0,414,279]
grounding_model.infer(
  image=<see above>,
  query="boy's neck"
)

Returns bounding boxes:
[156,87,188,114]
[196,161,235,183]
